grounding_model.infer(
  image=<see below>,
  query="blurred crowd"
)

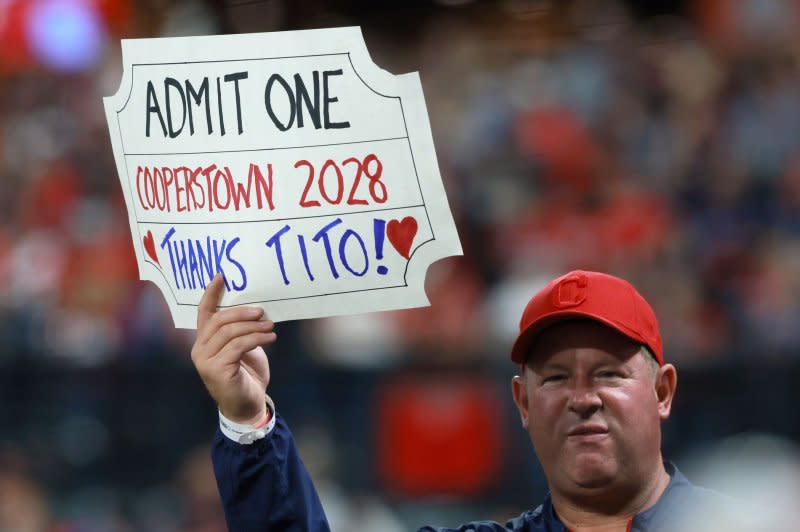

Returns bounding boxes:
[2,0,800,530]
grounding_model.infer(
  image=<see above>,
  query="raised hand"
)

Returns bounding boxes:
[191,274,276,424]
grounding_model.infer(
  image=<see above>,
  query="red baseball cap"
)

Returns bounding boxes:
[510,270,663,365]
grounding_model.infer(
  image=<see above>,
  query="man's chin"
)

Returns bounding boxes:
[567,457,617,489]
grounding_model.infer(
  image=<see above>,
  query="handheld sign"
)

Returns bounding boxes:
[104,27,462,328]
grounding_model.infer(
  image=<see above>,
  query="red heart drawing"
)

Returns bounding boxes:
[143,230,160,266]
[386,216,418,260]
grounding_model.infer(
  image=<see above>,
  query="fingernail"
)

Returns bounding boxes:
[246,307,262,317]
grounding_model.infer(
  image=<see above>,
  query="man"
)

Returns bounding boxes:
[191,270,729,531]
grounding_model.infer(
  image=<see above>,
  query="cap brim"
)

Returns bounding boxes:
[510,310,648,364]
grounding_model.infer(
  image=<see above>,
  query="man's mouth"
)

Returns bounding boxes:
[567,424,609,442]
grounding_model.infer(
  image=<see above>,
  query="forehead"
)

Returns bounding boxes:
[525,319,642,368]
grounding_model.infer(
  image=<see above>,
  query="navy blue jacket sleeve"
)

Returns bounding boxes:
[211,413,331,532]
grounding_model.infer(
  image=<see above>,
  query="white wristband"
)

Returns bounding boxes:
[218,394,276,445]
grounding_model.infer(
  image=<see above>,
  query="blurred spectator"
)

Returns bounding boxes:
[0,455,51,532]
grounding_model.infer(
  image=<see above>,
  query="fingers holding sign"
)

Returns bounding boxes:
[191,274,275,424]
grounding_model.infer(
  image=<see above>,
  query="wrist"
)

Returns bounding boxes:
[251,406,272,429]
[222,404,269,426]
[218,395,276,444]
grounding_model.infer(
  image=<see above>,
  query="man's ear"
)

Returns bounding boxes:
[511,374,529,429]
[655,363,677,421]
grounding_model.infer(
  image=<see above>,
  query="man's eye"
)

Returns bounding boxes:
[543,375,567,383]
[597,371,621,379]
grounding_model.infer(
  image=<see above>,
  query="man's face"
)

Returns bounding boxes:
[511,320,676,498]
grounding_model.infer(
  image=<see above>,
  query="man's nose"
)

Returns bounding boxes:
[567,385,602,417]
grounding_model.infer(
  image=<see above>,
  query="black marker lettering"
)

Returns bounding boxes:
[294,71,321,129]
[185,78,212,135]
[164,77,186,138]
[223,71,248,135]
[264,74,295,131]
[146,80,168,137]
[323,69,350,129]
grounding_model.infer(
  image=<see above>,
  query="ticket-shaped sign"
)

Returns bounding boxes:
[104,27,462,328]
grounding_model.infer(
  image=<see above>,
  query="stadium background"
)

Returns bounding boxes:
[1,0,799,529]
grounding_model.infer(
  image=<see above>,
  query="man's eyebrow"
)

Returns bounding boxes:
[534,361,571,372]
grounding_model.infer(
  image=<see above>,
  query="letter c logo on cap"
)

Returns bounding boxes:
[552,273,588,308]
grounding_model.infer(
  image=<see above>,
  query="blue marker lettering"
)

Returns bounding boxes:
[312,218,342,279]
[265,224,292,285]
[212,239,231,291]
[297,234,314,282]
[339,229,368,277]
[177,240,190,289]
[226,237,247,291]
[160,227,180,288]
[196,236,214,288]
[187,238,200,289]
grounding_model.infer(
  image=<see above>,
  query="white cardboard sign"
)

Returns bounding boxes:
[104,27,462,328]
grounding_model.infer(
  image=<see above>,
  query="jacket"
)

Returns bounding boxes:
[212,413,730,531]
